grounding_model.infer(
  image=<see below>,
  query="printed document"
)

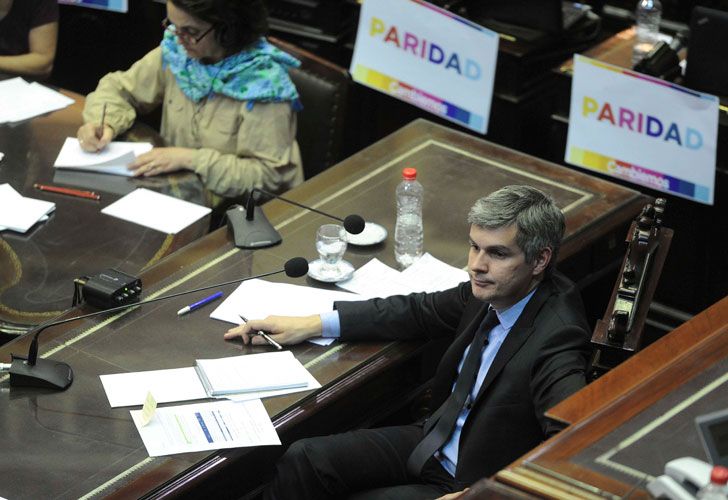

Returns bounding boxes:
[54,137,152,176]
[101,188,211,234]
[131,399,280,457]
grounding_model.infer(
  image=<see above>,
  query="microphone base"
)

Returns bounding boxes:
[9,355,74,390]
[227,205,282,249]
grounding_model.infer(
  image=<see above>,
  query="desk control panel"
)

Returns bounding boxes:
[592,198,673,371]
[76,269,142,309]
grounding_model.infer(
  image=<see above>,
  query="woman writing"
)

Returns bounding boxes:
[77,0,303,200]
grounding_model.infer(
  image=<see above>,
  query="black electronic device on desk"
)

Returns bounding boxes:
[74,269,142,309]
[590,199,674,374]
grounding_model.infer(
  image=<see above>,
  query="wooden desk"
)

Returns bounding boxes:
[0,88,208,334]
[0,119,647,499]
[496,295,728,499]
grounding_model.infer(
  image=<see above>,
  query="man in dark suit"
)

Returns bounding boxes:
[225,185,591,499]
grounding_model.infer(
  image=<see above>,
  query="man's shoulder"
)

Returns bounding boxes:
[537,271,589,329]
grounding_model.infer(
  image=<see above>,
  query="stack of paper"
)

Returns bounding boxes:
[0,184,55,233]
[0,77,75,123]
[53,137,153,176]
[100,351,319,407]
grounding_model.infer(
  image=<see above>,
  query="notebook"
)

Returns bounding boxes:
[194,351,310,396]
[53,137,152,176]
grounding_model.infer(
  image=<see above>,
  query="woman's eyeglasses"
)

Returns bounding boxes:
[161,17,214,44]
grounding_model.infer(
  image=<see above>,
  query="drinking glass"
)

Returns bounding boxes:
[316,224,347,277]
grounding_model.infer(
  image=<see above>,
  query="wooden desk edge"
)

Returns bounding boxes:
[496,296,728,497]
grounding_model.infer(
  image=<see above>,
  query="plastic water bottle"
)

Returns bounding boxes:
[697,466,728,499]
[394,167,424,268]
[633,0,662,66]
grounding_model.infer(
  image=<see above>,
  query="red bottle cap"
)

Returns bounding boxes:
[402,167,417,180]
[711,465,728,485]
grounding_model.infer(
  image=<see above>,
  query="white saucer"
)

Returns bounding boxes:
[346,222,387,246]
[308,259,355,283]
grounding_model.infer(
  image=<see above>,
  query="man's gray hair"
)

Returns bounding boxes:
[467,185,565,272]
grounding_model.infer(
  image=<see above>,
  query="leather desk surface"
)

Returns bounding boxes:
[0,119,648,499]
[0,87,208,332]
[496,295,728,499]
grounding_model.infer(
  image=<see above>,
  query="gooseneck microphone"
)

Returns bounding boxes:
[8,257,309,391]
[227,188,366,249]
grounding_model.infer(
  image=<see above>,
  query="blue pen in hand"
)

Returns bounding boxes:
[177,291,223,316]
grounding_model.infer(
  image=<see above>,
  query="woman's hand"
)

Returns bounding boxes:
[128,147,196,177]
[77,123,114,152]
[224,315,323,347]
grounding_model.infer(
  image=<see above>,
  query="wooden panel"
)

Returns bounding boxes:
[497,296,728,499]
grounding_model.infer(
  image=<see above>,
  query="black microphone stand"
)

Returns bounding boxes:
[227,188,365,249]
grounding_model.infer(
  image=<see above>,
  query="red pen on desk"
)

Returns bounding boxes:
[34,183,101,201]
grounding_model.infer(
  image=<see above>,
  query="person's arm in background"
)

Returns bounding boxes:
[78,47,166,151]
[0,17,57,78]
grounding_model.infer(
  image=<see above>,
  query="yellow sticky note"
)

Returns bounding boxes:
[140,391,157,427]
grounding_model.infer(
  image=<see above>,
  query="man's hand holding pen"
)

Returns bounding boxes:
[225,314,323,348]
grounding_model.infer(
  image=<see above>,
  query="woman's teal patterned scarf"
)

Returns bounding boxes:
[161,32,301,110]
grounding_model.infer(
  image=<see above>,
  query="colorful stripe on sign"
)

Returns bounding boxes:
[352,64,484,131]
[568,146,711,203]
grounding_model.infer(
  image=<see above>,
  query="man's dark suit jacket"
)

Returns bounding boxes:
[334,272,591,490]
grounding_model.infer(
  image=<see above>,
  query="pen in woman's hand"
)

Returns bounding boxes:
[238,314,283,350]
[97,103,107,139]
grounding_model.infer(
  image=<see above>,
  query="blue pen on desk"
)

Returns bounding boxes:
[177,291,223,316]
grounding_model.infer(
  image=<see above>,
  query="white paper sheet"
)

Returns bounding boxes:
[0,183,55,233]
[209,279,363,325]
[53,137,152,176]
[337,254,468,297]
[131,400,280,457]
[100,367,207,408]
[336,258,413,297]
[101,188,211,234]
[0,78,75,123]
[400,253,470,292]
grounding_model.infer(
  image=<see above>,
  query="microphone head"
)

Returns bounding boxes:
[343,214,366,235]
[284,257,309,278]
